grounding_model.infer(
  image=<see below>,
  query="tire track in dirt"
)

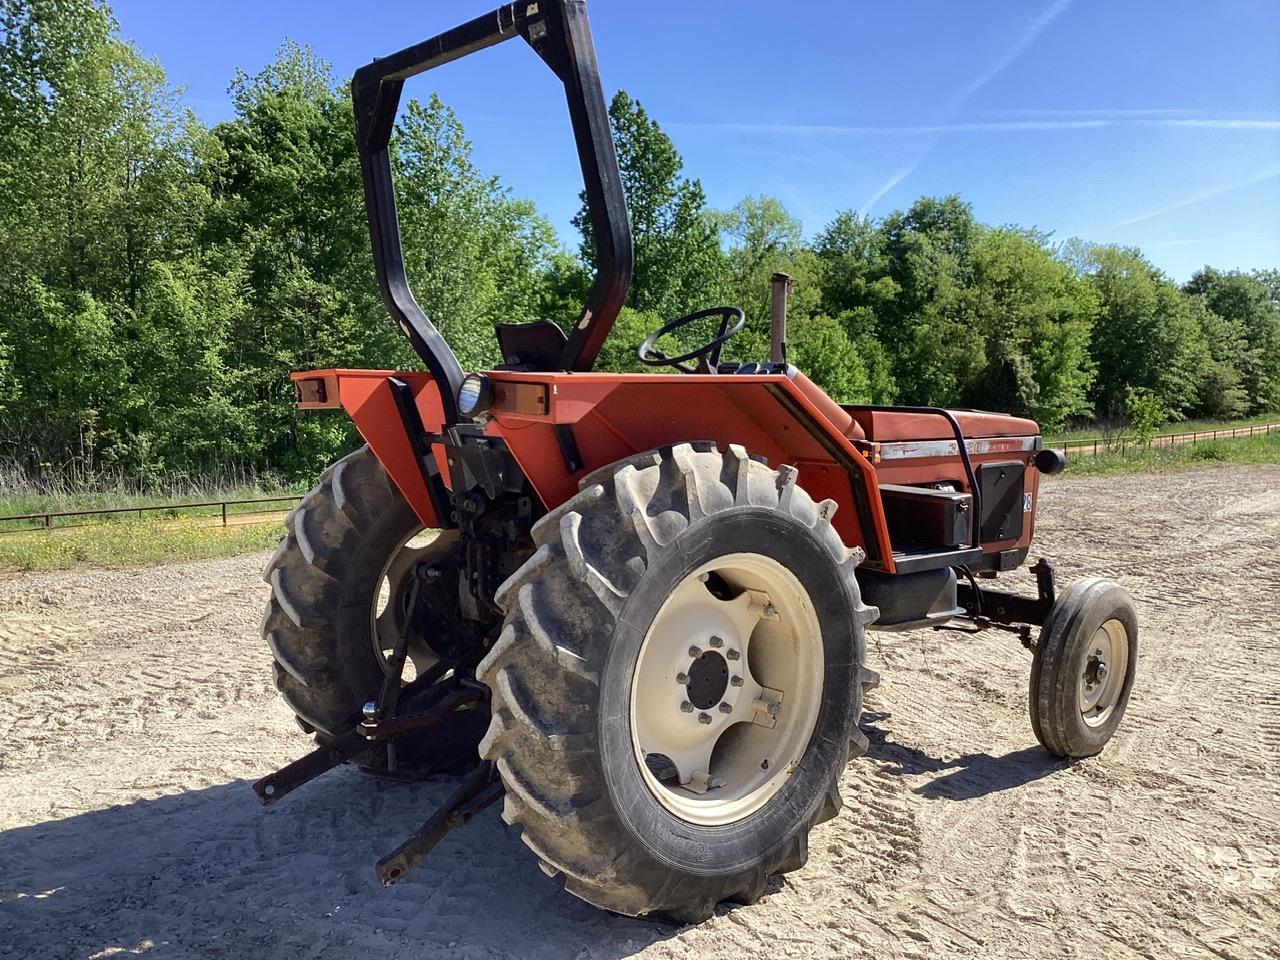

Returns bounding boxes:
[2,465,1278,959]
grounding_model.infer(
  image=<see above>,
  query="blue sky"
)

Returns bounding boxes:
[114,0,1279,281]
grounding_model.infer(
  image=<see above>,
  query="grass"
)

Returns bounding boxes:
[1045,412,1280,444]
[1060,429,1280,476]
[0,515,284,573]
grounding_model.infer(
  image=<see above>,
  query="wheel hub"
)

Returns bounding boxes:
[685,647,730,710]
[1076,620,1129,728]
[630,553,824,826]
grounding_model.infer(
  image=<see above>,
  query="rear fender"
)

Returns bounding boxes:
[292,370,445,528]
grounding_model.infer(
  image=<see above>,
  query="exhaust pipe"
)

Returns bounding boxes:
[770,272,792,364]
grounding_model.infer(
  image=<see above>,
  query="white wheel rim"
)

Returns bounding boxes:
[1076,618,1129,728]
[371,529,449,681]
[629,553,824,826]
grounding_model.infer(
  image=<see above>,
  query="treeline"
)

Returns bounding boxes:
[2,1,1278,485]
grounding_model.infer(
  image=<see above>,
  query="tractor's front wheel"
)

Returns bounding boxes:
[1029,577,1138,758]
[478,443,875,922]
[262,444,488,776]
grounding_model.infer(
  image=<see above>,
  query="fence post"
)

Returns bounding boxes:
[44,513,51,529]
[221,502,228,527]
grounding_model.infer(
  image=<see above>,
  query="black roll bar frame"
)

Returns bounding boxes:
[351,0,633,425]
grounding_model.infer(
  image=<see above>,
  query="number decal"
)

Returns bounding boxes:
[1023,492,1034,513]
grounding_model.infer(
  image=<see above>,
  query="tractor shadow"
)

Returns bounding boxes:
[860,711,1071,800]
[0,767,685,960]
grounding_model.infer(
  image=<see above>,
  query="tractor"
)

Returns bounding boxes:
[254,0,1139,923]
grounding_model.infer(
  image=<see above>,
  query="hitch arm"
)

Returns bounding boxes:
[252,678,485,806]
[375,761,504,885]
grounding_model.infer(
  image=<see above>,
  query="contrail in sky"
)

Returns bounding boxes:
[1113,163,1280,227]
[857,0,1074,215]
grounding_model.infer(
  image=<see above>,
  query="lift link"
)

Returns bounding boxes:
[375,760,504,885]
[255,556,473,806]
[250,679,487,807]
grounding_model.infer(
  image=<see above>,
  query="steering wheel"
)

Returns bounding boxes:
[636,306,746,374]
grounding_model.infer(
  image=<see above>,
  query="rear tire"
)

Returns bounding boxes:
[1029,577,1138,758]
[478,442,875,922]
[262,445,487,775]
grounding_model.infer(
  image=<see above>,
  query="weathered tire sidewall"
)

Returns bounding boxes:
[1034,579,1138,756]
[325,496,423,708]
[598,507,862,874]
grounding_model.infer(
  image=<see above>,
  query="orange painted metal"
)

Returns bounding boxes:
[291,370,444,528]
[293,368,1045,573]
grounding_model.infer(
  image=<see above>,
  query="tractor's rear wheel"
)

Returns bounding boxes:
[262,444,487,776]
[478,442,875,922]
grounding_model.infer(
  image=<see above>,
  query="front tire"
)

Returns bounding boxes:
[1029,577,1138,758]
[477,443,875,922]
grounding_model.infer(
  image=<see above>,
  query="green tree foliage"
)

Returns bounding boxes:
[959,229,1097,429]
[1082,245,1209,422]
[0,0,219,481]
[574,91,728,321]
[0,1,1274,489]
[718,196,820,348]
[1124,386,1165,443]
[1183,268,1280,415]
[0,8,553,482]
[395,95,555,370]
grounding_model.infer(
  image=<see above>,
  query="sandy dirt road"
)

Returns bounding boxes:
[1,466,1277,959]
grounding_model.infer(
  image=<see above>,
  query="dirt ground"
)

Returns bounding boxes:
[2,465,1277,960]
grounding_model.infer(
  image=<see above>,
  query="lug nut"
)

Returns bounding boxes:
[675,672,689,684]
[719,702,732,714]
[688,645,702,658]
[680,701,694,713]
[726,649,741,661]
[730,675,744,687]
[709,635,724,648]
[1096,663,1109,680]
[698,712,713,724]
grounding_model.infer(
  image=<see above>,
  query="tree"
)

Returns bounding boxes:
[719,196,821,329]
[0,0,216,479]
[574,91,728,321]
[959,228,1097,429]
[203,47,559,475]
[1183,268,1280,414]
[1082,245,1208,422]
[395,95,555,371]
[814,211,897,317]
[876,197,985,406]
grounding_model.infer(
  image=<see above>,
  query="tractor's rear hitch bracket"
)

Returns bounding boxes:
[251,680,487,806]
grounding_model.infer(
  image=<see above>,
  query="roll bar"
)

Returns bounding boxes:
[351,0,633,424]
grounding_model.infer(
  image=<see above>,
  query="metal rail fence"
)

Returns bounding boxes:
[2,421,1277,532]
[1054,420,1280,459]
[0,495,301,534]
